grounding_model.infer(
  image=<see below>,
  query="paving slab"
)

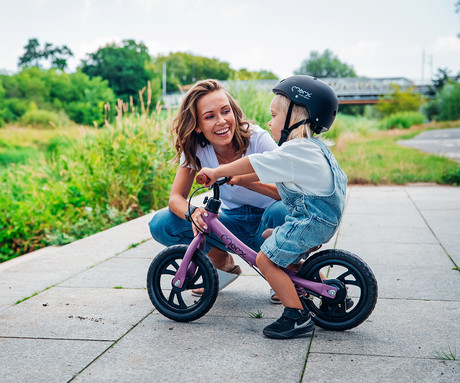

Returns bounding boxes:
[59,257,154,289]
[0,338,111,383]
[73,312,311,383]
[304,354,458,383]
[331,242,459,300]
[310,298,460,359]
[0,287,152,341]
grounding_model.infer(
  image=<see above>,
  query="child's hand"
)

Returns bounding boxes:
[227,175,242,186]
[196,167,217,187]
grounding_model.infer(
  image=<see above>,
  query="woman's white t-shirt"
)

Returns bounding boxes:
[181,125,278,210]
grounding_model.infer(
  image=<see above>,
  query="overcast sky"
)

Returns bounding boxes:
[1,0,459,83]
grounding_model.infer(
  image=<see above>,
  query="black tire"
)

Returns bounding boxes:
[296,249,378,331]
[146,245,218,322]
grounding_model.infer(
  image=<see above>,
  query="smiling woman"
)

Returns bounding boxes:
[148,79,289,296]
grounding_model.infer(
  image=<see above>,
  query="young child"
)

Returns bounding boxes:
[197,75,347,339]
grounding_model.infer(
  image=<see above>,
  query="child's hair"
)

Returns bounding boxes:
[273,94,313,140]
[170,79,252,170]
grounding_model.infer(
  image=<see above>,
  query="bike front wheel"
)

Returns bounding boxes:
[146,245,218,322]
[296,249,378,331]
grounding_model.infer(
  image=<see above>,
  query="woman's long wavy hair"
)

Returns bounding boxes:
[170,79,252,170]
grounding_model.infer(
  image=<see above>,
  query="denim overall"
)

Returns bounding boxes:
[261,138,348,268]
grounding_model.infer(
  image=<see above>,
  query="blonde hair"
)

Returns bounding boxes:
[170,79,252,170]
[272,94,313,140]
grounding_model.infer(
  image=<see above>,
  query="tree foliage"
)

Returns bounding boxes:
[152,52,234,92]
[0,67,115,126]
[80,39,158,102]
[231,68,278,80]
[376,84,425,116]
[425,81,460,121]
[295,49,357,78]
[18,38,74,71]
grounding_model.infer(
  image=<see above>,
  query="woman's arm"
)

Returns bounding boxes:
[168,166,196,219]
[169,166,209,234]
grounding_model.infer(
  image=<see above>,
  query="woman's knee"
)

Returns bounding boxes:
[149,208,186,245]
[262,201,288,229]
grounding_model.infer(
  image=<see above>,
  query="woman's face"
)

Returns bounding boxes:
[195,90,236,150]
[268,97,285,142]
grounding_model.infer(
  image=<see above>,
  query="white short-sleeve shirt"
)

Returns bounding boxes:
[248,138,334,196]
[181,125,278,210]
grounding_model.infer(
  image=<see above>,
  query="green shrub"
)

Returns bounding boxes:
[2,98,29,122]
[378,111,426,130]
[19,109,71,128]
[425,82,460,121]
[0,110,175,262]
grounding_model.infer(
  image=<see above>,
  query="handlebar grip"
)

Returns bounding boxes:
[196,174,210,185]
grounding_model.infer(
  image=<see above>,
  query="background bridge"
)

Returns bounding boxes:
[164,77,432,107]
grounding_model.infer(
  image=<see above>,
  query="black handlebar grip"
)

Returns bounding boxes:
[196,174,210,185]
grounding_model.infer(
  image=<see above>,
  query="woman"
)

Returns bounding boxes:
[149,79,287,295]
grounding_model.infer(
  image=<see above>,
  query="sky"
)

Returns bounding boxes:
[1,0,459,84]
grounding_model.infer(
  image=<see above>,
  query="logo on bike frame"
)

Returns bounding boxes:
[220,234,247,257]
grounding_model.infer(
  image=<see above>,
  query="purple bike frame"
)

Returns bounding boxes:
[172,211,337,300]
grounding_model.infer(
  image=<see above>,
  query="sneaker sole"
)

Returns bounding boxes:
[263,322,315,339]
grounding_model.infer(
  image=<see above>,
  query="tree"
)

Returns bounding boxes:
[18,38,73,70]
[376,84,425,116]
[295,49,357,78]
[153,52,234,92]
[80,39,154,102]
[232,68,278,80]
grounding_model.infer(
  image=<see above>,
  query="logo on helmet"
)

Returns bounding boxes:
[292,86,312,100]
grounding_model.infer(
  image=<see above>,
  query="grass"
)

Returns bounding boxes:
[331,126,460,185]
[434,346,457,360]
[0,125,87,169]
[248,310,263,318]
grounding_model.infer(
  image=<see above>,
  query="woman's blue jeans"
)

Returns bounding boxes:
[149,201,288,254]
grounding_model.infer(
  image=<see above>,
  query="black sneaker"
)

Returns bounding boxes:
[263,308,315,339]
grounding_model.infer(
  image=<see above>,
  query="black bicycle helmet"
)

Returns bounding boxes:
[272,75,338,145]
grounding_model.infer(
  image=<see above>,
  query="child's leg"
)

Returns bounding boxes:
[256,251,303,310]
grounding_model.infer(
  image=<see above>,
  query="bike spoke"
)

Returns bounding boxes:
[168,290,187,309]
[190,268,202,285]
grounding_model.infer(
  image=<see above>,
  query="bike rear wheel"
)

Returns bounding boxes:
[296,249,378,331]
[147,245,218,322]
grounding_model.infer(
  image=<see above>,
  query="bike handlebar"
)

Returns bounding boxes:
[196,175,230,186]
[196,173,210,185]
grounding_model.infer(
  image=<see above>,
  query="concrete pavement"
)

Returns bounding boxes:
[0,185,459,382]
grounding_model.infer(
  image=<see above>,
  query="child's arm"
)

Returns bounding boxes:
[197,157,255,187]
[229,175,281,200]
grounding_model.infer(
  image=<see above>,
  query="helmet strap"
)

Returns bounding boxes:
[278,101,312,146]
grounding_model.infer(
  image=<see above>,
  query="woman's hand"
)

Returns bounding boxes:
[189,206,209,237]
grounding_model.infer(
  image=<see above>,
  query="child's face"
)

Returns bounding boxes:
[195,90,236,150]
[268,98,285,142]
